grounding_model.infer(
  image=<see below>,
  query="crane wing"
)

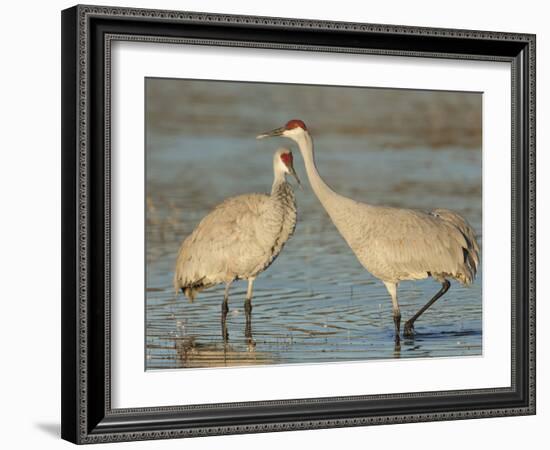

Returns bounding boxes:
[173,193,272,292]
[362,207,479,284]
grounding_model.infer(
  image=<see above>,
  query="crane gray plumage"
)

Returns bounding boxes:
[258,120,480,344]
[173,148,298,340]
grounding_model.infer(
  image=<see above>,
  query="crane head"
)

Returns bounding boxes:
[274,148,302,188]
[257,119,308,140]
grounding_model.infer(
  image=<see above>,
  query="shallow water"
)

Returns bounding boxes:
[145,133,482,370]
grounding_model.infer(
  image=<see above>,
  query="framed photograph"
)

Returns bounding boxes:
[61,4,536,444]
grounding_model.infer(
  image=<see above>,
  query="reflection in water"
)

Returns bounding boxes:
[393,341,402,357]
[145,80,483,370]
[175,336,269,368]
[244,301,256,350]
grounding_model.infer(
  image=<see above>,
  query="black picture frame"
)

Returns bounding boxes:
[61,4,536,444]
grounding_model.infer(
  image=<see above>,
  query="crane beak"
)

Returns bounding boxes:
[256,126,285,139]
[289,166,303,190]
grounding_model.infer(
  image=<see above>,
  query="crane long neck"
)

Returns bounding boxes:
[271,167,287,195]
[295,132,341,209]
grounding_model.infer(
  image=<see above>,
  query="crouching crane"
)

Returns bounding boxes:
[258,120,480,345]
[174,148,300,341]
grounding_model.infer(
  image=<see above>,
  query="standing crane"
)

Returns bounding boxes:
[258,120,480,345]
[174,148,300,341]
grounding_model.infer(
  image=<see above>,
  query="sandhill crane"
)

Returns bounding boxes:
[258,120,480,345]
[174,148,300,341]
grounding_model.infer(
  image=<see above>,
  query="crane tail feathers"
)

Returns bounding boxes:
[432,208,481,286]
[174,273,208,303]
[175,285,206,303]
[183,287,198,302]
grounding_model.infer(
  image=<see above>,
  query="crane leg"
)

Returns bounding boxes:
[383,282,401,345]
[404,280,451,337]
[244,278,255,343]
[221,282,232,342]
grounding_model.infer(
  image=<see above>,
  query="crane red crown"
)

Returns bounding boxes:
[280,151,293,166]
[285,119,307,131]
